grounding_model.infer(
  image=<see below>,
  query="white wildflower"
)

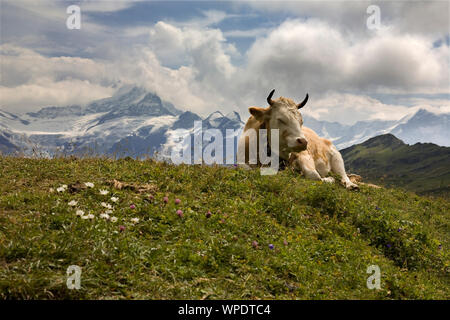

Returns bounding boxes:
[49,188,55,193]
[68,200,78,207]
[56,186,65,193]
[100,213,110,220]
[81,215,89,220]
[101,202,113,209]
[105,209,113,214]
[130,218,140,224]
[87,214,95,220]
[99,189,109,195]
[110,196,119,203]
[75,210,85,216]
[110,216,118,222]
[85,182,94,188]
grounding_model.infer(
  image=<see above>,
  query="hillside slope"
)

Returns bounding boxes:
[341,134,450,196]
[0,156,448,299]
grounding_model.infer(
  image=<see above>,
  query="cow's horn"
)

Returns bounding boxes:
[297,93,309,109]
[267,89,275,105]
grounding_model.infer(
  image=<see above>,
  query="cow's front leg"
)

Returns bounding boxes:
[289,152,334,183]
[329,146,359,190]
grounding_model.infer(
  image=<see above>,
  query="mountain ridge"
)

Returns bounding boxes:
[0,87,449,158]
[341,134,450,196]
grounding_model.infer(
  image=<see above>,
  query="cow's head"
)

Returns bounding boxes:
[249,89,309,159]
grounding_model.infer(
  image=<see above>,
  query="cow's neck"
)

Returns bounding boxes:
[260,121,288,170]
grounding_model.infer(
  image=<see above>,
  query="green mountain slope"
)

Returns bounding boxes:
[0,156,448,299]
[341,134,450,196]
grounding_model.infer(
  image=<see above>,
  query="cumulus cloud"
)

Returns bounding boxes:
[149,21,238,78]
[351,33,449,92]
[241,19,449,97]
[0,45,114,111]
[0,25,237,115]
[1,45,110,87]
[143,21,240,113]
[108,47,208,113]
[0,80,115,112]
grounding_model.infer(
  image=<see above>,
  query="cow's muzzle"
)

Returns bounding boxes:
[295,138,308,151]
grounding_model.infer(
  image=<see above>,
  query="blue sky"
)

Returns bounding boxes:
[1,0,449,124]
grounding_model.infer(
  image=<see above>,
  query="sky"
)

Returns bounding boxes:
[0,0,449,125]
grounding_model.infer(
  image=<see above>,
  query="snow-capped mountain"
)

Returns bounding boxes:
[303,110,450,149]
[390,109,450,147]
[0,86,449,158]
[0,86,243,158]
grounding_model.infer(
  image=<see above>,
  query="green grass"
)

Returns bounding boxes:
[341,134,450,196]
[0,156,449,299]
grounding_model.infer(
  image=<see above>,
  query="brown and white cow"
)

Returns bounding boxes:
[237,89,358,190]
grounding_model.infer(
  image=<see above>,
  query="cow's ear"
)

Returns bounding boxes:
[249,107,267,121]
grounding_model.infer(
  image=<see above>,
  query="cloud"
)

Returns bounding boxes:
[299,92,450,125]
[108,47,208,113]
[240,19,449,98]
[349,32,449,93]
[79,0,143,13]
[4,0,142,16]
[1,1,449,125]
[0,45,110,87]
[302,93,414,124]
[147,21,238,98]
[0,27,236,115]
[223,27,273,38]
[0,44,115,111]
[177,10,243,28]
[242,0,450,37]
[122,9,248,38]
[0,0,125,59]
[0,80,115,112]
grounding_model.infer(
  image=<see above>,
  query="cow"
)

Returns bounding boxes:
[237,89,359,190]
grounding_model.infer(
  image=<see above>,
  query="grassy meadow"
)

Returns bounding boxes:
[0,156,448,299]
